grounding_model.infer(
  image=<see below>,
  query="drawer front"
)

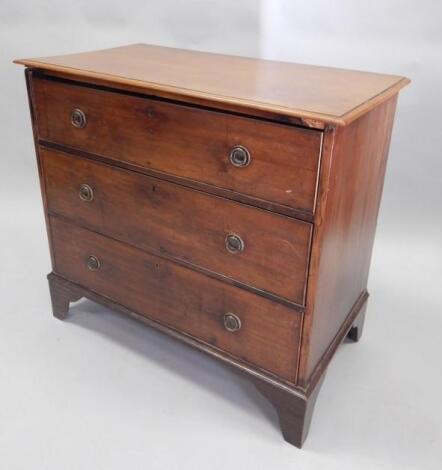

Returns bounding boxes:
[33,77,322,215]
[42,148,311,305]
[51,217,301,381]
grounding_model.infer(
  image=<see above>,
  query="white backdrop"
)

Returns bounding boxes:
[1,1,441,469]
[260,0,441,231]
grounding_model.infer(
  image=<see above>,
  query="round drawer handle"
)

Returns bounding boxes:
[79,184,94,202]
[223,313,242,332]
[71,108,87,128]
[86,255,101,271]
[229,145,251,167]
[225,233,245,254]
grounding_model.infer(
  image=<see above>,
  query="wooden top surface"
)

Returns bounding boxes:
[15,43,409,126]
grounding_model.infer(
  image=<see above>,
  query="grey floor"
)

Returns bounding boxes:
[1,197,441,470]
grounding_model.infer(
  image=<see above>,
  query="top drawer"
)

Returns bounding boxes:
[32,77,322,216]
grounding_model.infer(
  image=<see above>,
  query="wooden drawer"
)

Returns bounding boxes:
[41,148,311,305]
[33,77,322,216]
[50,216,301,381]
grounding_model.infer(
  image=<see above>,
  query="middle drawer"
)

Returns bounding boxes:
[41,148,312,305]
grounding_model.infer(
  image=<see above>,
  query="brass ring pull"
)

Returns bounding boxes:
[229,145,251,167]
[71,108,87,128]
[79,184,94,202]
[86,255,101,271]
[223,313,242,332]
[225,233,245,254]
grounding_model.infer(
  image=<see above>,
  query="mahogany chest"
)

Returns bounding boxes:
[15,44,409,447]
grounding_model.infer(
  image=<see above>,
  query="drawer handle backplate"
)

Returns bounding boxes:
[86,255,101,271]
[225,233,245,254]
[223,313,242,332]
[79,184,94,202]
[71,108,87,129]
[229,145,251,167]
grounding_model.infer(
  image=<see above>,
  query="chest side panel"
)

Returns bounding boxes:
[298,95,399,387]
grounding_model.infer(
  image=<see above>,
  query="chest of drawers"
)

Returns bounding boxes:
[15,44,409,447]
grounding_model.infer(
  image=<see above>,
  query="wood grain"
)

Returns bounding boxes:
[41,147,312,305]
[14,43,409,125]
[33,77,322,215]
[50,216,302,382]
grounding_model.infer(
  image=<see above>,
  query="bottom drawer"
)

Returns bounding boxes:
[50,216,301,382]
